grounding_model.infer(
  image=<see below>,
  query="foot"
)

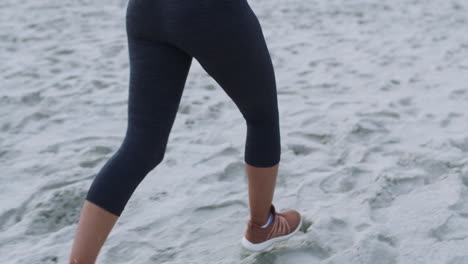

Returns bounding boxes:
[241,204,302,252]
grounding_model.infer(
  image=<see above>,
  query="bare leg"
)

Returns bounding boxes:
[69,201,118,264]
[246,162,279,226]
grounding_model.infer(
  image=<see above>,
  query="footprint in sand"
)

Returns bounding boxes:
[0,178,90,233]
[196,160,245,184]
[105,241,155,263]
[319,166,370,194]
[440,112,463,128]
[448,256,468,264]
[24,182,87,235]
[368,173,425,210]
[429,213,468,242]
[242,241,329,264]
[322,231,398,264]
[346,118,389,142]
[448,184,468,216]
[287,143,317,156]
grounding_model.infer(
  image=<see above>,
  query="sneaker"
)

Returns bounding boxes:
[241,204,302,252]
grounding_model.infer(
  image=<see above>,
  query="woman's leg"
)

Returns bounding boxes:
[69,201,118,264]
[172,0,281,225]
[70,20,193,263]
[246,163,279,226]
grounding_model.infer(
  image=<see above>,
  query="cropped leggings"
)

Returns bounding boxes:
[86,0,281,217]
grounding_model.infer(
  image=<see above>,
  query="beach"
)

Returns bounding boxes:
[1,0,468,263]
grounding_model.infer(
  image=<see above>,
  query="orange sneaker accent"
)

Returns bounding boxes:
[241,204,302,251]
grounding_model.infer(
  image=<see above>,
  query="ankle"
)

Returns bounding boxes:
[252,211,273,227]
[260,212,274,228]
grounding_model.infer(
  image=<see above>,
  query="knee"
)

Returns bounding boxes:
[240,95,279,124]
[244,118,281,168]
[141,149,165,172]
[243,107,279,134]
[118,137,166,173]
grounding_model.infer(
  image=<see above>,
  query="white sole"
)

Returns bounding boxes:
[241,215,303,252]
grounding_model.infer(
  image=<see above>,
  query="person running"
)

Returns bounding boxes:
[70,0,302,262]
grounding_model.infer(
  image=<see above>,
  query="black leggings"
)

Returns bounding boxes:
[86,0,281,217]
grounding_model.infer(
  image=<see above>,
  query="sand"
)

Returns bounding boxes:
[1,0,468,263]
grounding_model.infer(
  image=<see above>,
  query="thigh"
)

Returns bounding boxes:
[175,0,279,122]
[123,33,193,158]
